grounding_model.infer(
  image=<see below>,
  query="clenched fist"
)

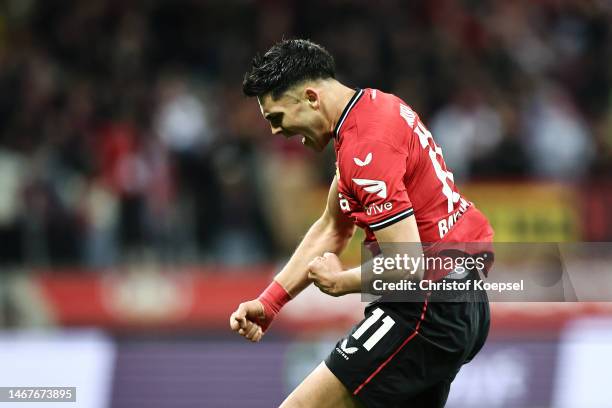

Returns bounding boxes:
[229,300,267,342]
[307,252,347,297]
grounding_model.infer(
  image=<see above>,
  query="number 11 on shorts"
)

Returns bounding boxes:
[352,308,395,351]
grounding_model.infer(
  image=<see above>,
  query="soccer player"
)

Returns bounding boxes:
[229,39,494,408]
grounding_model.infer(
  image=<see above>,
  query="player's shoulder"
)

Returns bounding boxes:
[340,89,413,153]
[351,89,415,142]
[336,90,410,178]
[355,88,403,120]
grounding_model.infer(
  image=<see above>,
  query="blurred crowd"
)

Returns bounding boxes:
[0,0,610,267]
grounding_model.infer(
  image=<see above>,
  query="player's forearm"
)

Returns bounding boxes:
[335,258,383,295]
[336,267,362,295]
[275,216,354,297]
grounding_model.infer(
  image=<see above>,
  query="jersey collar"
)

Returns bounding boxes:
[333,88,364,139]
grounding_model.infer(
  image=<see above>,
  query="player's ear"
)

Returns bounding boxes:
[304,88,320,110]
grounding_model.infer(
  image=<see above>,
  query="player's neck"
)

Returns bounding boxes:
[326,81,358,136]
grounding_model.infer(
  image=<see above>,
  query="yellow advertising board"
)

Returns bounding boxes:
[462,182,581,242]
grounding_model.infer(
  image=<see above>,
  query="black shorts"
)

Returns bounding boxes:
[324,278,489,408]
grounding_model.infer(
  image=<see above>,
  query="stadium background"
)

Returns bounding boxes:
[0,0,611,407]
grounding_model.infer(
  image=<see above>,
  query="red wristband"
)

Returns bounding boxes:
[257,280,292,330]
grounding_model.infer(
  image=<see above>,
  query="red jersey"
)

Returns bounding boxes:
[334,88,493,247]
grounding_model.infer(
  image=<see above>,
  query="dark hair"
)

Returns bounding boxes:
[243,39,335,99]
